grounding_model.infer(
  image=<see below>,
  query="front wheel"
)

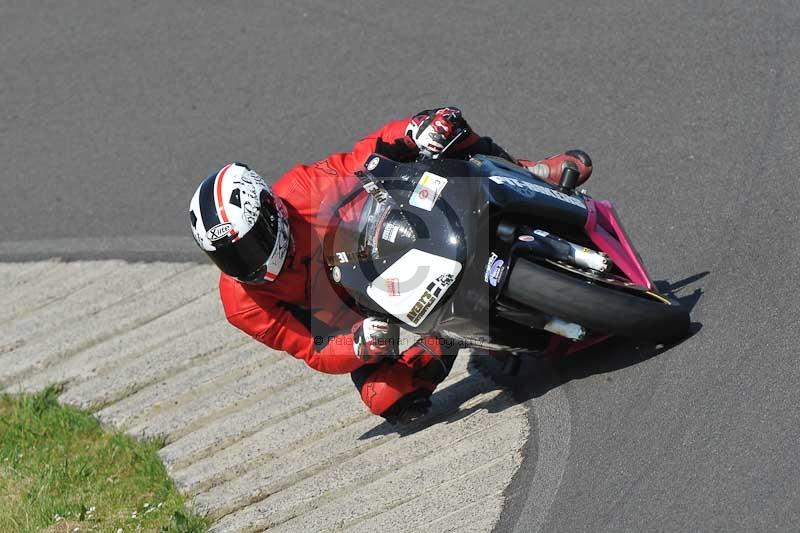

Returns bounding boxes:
[504,259,690,344]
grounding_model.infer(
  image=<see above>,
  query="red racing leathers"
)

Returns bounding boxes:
[221,117,413,369]
[219,115,511,417]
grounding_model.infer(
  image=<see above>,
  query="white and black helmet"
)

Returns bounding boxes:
[189,163,290,283]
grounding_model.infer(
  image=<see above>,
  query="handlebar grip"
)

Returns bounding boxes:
[558,161,580,191]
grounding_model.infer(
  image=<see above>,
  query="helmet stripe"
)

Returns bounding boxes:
[213,163,240,240]
[198,173,221,232]
[214,163,233,225]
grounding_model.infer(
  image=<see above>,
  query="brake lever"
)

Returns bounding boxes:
[431,128,468,160]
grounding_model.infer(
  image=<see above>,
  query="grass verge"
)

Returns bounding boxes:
[0,386,208,532]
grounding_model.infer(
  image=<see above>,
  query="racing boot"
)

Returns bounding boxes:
[519,150,593,187]
[384,339,457,425]
[383,390,434,425]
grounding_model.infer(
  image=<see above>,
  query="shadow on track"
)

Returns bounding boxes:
[480,271,707,404]
[359,272,707,439]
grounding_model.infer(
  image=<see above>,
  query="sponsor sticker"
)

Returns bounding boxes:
[435,274,455,288]
[366,157,380,171]
[488,175,586,210]
[409,172,448,211]
[206,223,233,241]
[488,259,505,287]
[331,266,342,283]
[382,223,400,243]
[518,235,535,242]
[484,252,498,283]
[362,180,388,203]
[406,273,454,324]
[407,292,434,324]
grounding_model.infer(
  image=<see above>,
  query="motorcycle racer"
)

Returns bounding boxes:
[189,107,592,423]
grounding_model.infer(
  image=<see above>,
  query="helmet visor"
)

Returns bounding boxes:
[208,209,279,280]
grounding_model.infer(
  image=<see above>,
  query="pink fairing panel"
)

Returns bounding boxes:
[584,199,653,289]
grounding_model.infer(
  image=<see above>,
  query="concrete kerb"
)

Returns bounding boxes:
[0,259,529,531]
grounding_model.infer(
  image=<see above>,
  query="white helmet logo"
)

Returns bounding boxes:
[206,223,233,242]
[366,157,380,171]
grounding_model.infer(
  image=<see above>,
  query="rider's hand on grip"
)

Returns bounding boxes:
[352,317,400,363]
[407,107,469,157]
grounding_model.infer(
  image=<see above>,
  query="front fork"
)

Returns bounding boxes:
[496,221,611,343]
[512,225,612,274]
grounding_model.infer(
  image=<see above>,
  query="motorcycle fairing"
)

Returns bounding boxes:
[325,152,660,351]
[583,198,654,289]
[476,155,655,291]
[476,156,589,228]
[323,155,473,328]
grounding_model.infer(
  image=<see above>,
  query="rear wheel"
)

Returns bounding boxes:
[504,258,690,343]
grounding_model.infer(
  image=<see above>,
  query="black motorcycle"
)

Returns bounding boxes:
[323,143,690,362]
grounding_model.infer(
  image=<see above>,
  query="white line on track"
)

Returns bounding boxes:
[0,236,200,261]
[525,381,572,532]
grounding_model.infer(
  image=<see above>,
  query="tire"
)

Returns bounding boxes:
[504,258,690,343]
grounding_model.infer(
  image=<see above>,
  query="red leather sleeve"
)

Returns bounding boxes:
[272,117,416,216]
[341,116,417,171]
[220,274,365,374]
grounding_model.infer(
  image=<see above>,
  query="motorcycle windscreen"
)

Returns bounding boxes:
[318,164,466,326]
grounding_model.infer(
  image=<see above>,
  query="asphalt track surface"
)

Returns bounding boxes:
[2,1,799,531]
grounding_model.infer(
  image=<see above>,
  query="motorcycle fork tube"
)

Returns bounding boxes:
[499,236,589,342]
[515,227,611,273]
